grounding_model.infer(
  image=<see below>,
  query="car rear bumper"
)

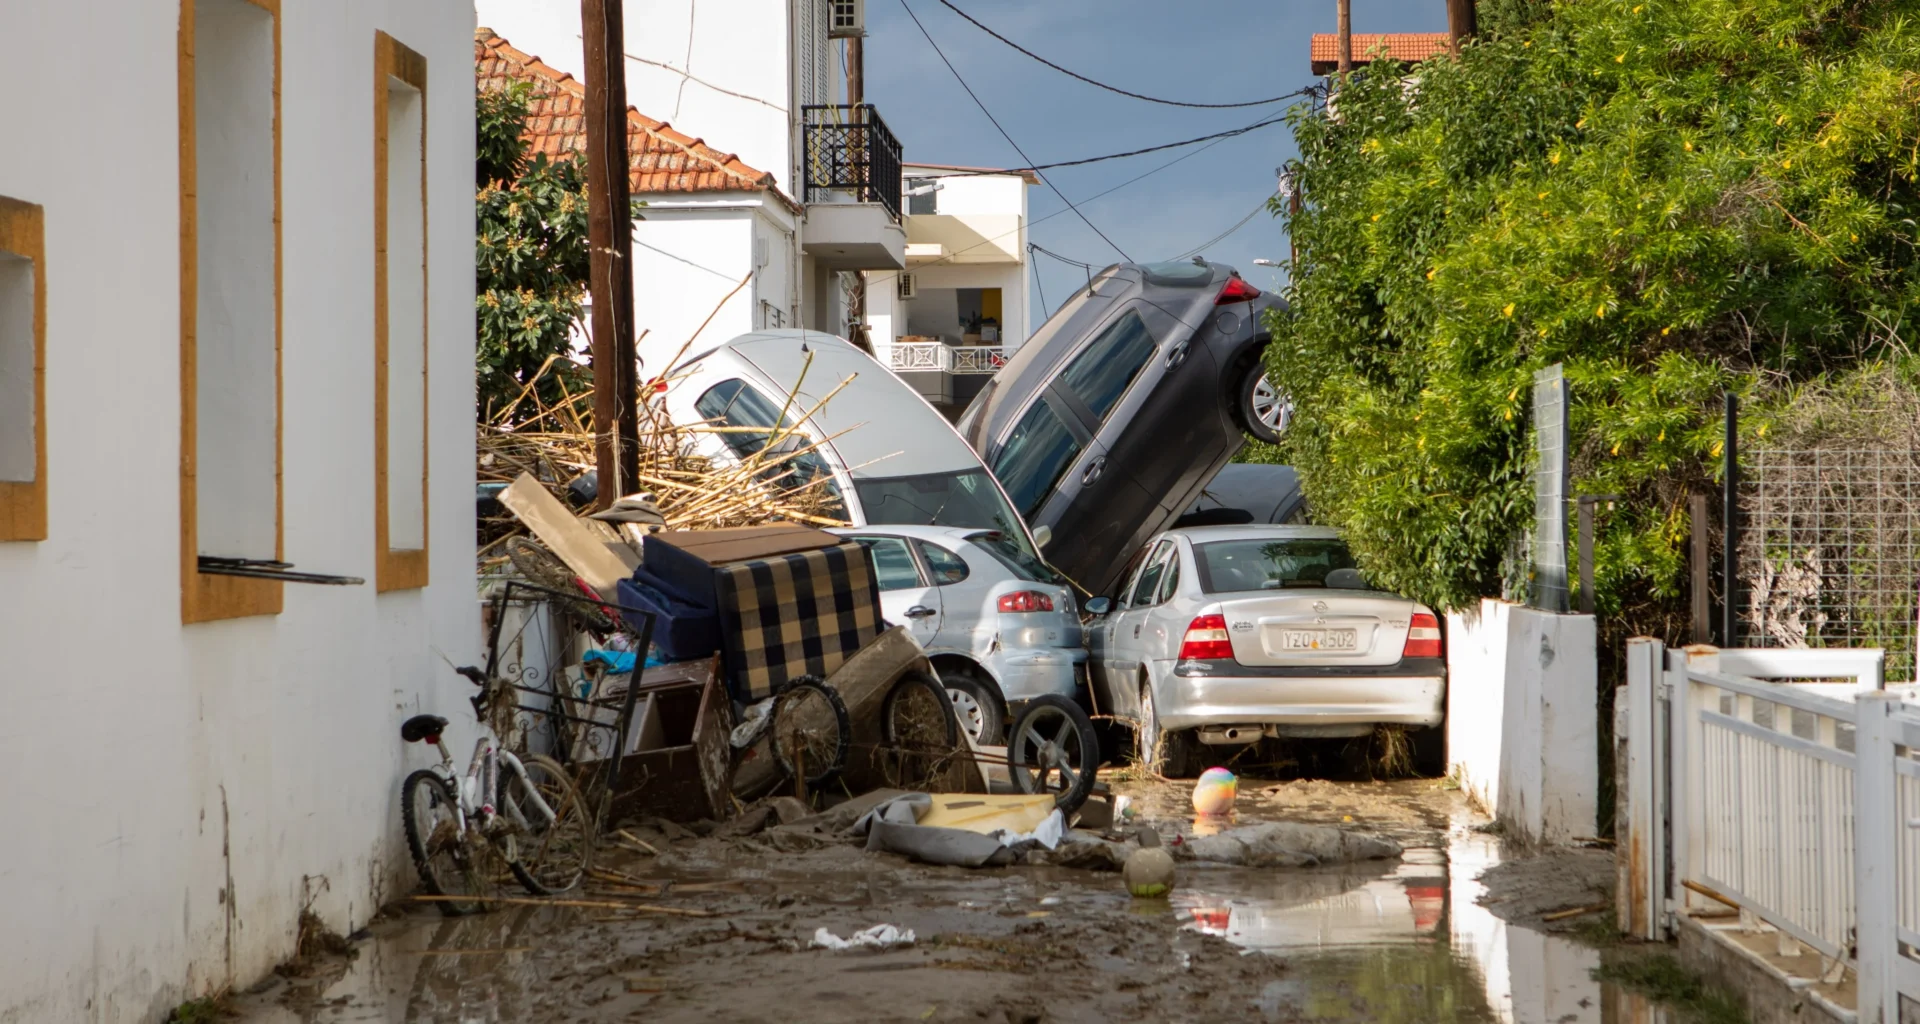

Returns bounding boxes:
[1158,666,1445,731]
[989,647,1084,703]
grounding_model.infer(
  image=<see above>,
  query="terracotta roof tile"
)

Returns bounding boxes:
[475,28,797,209]
[1309,33,1451,74]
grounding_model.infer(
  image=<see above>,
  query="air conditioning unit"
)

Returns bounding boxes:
[896,273,917,300]
[828,0,864,38]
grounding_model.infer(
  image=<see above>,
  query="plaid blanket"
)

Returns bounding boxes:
[716,542,881,701]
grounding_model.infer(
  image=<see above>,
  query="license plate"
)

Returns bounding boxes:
[1282,628,1357,651]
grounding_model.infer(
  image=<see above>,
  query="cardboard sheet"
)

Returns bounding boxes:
[498,472,635,598]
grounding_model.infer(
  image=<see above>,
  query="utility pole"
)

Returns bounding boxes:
[581,0,639,508]
[1446,0,1477,56]
[1337,0,1352,72]
[844,33,873,354]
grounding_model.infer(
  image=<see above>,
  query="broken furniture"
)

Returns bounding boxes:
[583,657,734,825]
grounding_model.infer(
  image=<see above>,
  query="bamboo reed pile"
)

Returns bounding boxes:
[477,353,858,560]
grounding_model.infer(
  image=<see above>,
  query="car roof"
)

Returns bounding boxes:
[1186,463,1303,521]
[1163,523,1343,544]
[827,524,991,543]
[679,331,982,479]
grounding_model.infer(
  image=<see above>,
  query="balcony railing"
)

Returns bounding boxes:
[802,104,902,221]
[888,343,1005,374]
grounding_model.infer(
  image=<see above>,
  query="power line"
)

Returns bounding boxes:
[931,114,1297,178]
[867,97,1296,287]
[1029,243,1094,270]
[1168,194,1277,261]
[1030,256,1049,319]
[936,0,1312,109]
[898,0,1132,262]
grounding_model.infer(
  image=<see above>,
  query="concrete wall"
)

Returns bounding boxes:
[1446,599,1598,844]
[630,197,798,373]
[0,2,480,1020]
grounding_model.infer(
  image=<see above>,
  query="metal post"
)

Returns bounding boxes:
[843,34,871,355]
[1852,692,1900,1024]
[1722,393,1739,647]
[1575,495,1618,615]
[582,0,640,509]
[1690,494,1711,644]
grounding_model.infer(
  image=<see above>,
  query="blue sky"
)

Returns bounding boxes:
[863,0,1448,315]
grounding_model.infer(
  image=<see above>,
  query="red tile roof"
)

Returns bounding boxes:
[475,28,797,208]
[1309,33,1452,74]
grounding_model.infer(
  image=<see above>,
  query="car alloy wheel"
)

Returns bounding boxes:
[1250,373,1292,438]
[1135,686,1160,768]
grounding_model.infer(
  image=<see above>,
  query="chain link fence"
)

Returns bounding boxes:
[1737,447,1920,683]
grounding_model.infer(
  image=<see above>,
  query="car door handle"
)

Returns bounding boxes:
[1082,456,1106,485]
[1132,623,1141,638]
[905,605,937,619]
[1166,342,1189,370]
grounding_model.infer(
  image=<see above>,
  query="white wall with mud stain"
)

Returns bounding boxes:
[1446,599,1599,844]
[0,2,482,1021]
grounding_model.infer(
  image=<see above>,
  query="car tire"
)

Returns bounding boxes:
[940,666,1006,745]
[1236,360,1290,445]
[1412,725,1446,778]
[1135,682,1201,779]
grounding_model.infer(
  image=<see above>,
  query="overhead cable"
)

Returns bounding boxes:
[898,0,1133,262]
[1168,194,1277,261]
[936,0,1315,109]
[935,114,1295,177]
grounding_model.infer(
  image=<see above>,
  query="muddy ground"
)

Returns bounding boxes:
[229,775,1631,1024]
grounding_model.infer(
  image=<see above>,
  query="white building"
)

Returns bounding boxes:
[867,161,1035,418]
[0,1,481,1019]
[472,0,907,375]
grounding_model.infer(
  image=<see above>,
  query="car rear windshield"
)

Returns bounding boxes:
[1193,538,1359,593]
[969,531,1065,585]
[855,469,1038,559]
[1139,261,1216,287]
[695,378,844,513]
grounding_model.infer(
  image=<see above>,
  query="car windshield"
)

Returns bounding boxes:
[1194,538,1360,593]
[854,469,1038,559]
[695,378,845,514]
[969,531,1065,585]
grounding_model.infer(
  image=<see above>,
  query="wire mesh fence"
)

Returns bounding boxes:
[1737,447,1920,683]
[1532,364,1570,613]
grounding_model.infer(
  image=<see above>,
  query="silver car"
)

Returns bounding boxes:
[828,525,1084,743]
[1086,525,1445,778]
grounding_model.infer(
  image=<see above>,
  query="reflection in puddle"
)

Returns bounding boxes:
[1175,824,1672,1023]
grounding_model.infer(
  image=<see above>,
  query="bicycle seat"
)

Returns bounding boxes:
[400,714,449,743]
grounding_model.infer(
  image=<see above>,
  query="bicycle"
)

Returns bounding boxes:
[398,666,595,915]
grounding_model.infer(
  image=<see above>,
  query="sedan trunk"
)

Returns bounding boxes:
[1211,592,1417,668]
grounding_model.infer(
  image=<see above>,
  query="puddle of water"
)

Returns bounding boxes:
[1171,821,1674,1023]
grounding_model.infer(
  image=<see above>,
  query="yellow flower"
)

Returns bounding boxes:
[1616,53,1626,63]
[1757,423,1768,438]
[1611,443,1621,455]
[1775,114,1787,126]
[1507,386,1521,401]
[1596,305,1607,318]
[1782,159,1792,169]
[1851,233,1859,242]
[1427,268,1438,280]
[1503,303,1516,318]
[1576,117,1588,129]
[1657,428,1665,442]
[1661,326,1671,336]
[1372,213,1382,222]
[1684,140,1694,152]
[1550,152,1562,165]
[1710,441,1724,457]
[1523,40,1532,47]
[1505,407,1515,421]
[1538,191,1550,200]
[1632,3,1642,11]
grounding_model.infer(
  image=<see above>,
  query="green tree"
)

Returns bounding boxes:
[1264,0,1920,618]
[475,82,592,418]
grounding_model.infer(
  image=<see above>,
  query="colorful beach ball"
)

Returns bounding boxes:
[1191,767,1238,816]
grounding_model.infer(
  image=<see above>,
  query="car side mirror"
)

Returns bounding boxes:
[1031,524,1052,550]
[1085,596,1112,616]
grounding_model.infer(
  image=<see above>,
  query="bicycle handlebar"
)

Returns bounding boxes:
[456,666,488,687]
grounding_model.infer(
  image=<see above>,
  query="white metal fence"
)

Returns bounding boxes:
[886,343,1005,375]
[1623,640,1920,1022]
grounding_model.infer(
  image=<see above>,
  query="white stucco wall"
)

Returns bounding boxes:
[630,195,798,374]
[474,0,806,195]
[1445,599,1599,844]
[0,2,480,1020]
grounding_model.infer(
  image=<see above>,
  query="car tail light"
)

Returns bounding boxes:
[1403,613,1443,659]
[1179,614,1235,660]
[1215,276,1261,305]
[997,590,1055,613]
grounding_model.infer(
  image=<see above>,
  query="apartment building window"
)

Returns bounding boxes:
[374,32,429,591]
[179,0,283,622]
[0,197,46,542]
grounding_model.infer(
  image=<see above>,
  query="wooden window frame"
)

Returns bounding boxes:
[178,0,283,623]
[0,197,47,542]
[373,31,429,591]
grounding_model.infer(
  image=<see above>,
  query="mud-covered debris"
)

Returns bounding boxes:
[1173,821,1402,868]
[811,924,915,950]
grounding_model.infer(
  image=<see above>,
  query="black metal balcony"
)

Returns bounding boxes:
[802,104,902,221]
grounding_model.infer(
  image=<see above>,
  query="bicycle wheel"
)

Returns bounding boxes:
[769,676,850,789]
[881,670,960,789]
[401,770,486,916]
[505,536,619,635]
[1007,695,1099,814]
[502,754,594,895]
